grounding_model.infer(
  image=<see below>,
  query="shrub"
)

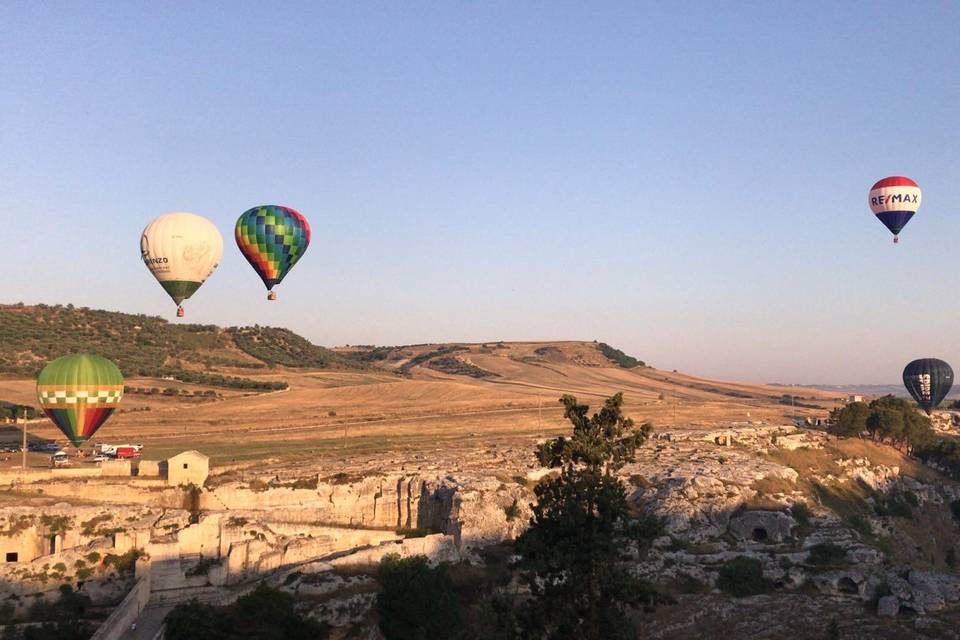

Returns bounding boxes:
[80,514,112,537]
[376,554,462,640]
[791,502,813,526]
[951,499,960,522]
[164,583,328,640]
[102,549,143,574]
[806,543,847,566]
[848,514,873,536]
[716,556,773,597]
[39,514,73,535]
[874,493,913,518]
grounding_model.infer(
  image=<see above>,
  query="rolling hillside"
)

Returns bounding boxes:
[0,303,356,377]
[0,303,844,464]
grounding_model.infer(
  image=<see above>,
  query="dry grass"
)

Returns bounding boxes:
[832,438,940,482]
[751,475,797,496]
[0,341,843,467]
[765,447,843,479]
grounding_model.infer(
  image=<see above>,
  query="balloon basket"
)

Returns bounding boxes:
[893,236,899,244]
[176,306,185,318]
[267,291,277,301]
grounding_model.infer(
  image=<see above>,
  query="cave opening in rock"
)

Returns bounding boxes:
[838,577,858,594]
[752,527,769,542]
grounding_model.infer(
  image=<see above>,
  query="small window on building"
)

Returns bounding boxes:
[183,463,189,469]
[5,552,17,562]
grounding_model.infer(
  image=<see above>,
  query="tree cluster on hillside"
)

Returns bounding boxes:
[828,396,934,452]
[597,343,645,369]
[228,326,348,369]
[137,368,288,392]
[397,346,467,375]
[163,583,328,640]
[0,304,352,377]
[426,356,500,379]
[0,402,40,421]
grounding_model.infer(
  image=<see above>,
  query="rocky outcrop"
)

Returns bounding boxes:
[728,510,796,543]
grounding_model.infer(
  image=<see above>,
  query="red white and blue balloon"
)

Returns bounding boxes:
[868,176,921,243]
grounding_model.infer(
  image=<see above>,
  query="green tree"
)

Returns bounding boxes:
[535,393,653,471]
[833,396,935,452]
[827,401,868,438]
[515,393,662,640]
[866,407,904,444]
[376,554,462,640]
[716,556,772,597]
[164,584,327,640]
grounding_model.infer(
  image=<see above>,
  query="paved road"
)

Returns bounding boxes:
[119,606,171,640]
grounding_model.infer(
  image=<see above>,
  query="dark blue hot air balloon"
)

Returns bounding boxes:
[903,358,953,415]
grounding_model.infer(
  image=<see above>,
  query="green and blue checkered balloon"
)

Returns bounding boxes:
[235,205,311,299]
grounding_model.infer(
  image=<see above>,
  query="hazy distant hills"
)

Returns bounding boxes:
[796,383,960,400]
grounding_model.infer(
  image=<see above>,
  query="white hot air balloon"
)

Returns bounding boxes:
[141,212,223,317]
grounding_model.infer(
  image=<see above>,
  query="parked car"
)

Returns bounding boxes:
[51,451,71,468]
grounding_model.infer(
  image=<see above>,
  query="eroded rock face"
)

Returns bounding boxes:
[201,473,524,540]
[877,595,900,617]
[7,422,960,634]
[622,439,799,542]
[728,510,796,543]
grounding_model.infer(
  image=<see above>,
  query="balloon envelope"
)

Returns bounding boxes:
[141,212,223,311]
[869,176,921,239]
[36,354,124,447]
[235,205,311,293]
[902,358,953,415]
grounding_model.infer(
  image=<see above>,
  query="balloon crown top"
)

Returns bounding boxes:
[870,176,918,190]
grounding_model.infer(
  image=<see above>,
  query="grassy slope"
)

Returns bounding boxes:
[0,303,355,377]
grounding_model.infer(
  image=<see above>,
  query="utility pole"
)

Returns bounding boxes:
[20,407,27,471]
[537,393,543,436]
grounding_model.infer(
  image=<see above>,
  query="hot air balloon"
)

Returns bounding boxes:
[141,213,223,317]
[235,205,311,301]
[37,354,124,448]
[903,358,953,415]
[869,176,921,243]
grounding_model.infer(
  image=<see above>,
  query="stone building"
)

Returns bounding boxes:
[166,450,209,487]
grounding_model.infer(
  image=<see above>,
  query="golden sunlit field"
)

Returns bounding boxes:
[0,341,842,467]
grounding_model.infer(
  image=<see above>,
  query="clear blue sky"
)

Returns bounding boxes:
[2,2,958,384]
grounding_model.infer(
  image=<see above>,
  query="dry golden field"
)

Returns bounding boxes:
[0,341,842,467]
